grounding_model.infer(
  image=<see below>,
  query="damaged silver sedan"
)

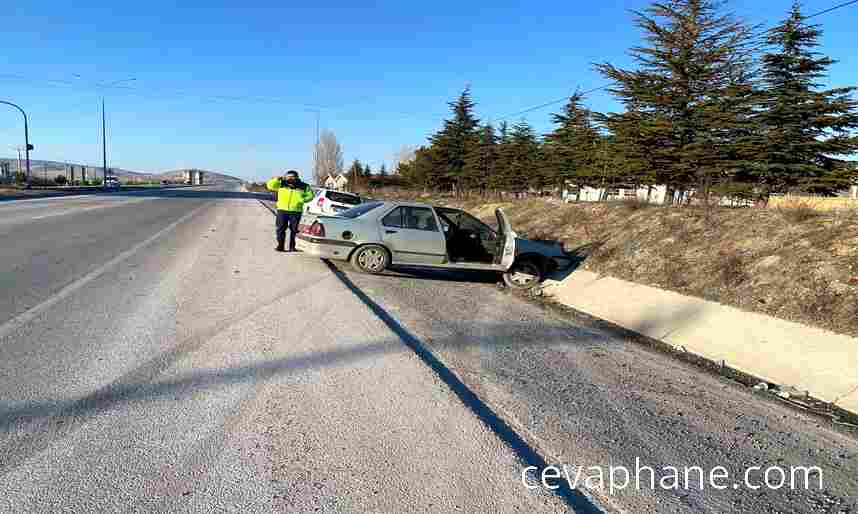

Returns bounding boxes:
[295,201,573,289]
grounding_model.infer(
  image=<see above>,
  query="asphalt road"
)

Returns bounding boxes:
[0,186,856,513]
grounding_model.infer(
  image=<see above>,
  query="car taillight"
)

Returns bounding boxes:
[309,222,325,237]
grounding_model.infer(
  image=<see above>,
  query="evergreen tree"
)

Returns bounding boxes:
[500,121,540,194]
[754,2,858,194]
[429,87,481,194]
[463,124,498,196]
[347,159,364,190]
[597,108,664,197]
[363,163,372,178]
[399,146,437,191]
[544,93,602,194]
[489,121,512,193]
[379,163,387,178]
[596,0,757,203]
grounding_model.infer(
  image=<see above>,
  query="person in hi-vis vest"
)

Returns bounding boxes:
[266,170,314,252]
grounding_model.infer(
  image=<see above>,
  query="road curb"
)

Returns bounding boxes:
[528,276,858,433]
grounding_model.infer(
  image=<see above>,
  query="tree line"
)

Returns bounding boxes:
[397,0,858,203]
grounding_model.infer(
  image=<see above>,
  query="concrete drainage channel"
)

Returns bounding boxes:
[520,289,858,436]
[256,199,612,513]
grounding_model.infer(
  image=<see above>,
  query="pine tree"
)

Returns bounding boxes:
[379,163,387,177]
[463,124,498,196]
[596,0,757,204]
[490,121,512,194]
[544,93,602,195]
[429,87,481,194]
[363,163,372,178]
[597,108,663,198]
[347,159,364,190]
[501,121,540,194]
[754,2,858,195]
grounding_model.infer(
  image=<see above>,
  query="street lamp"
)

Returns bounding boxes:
[95,78,136,184]
[0,100,32,187]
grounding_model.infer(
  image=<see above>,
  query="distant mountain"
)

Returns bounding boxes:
[0,158,243,183]
[158,169,243,183]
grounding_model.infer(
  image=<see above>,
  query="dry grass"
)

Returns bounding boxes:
[776,199,824,224]
[769,195,858,212]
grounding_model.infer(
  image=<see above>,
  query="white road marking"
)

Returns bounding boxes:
[0,198,157,224]
[0,203,208,341]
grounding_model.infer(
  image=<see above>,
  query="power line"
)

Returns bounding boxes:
[806,0,858,18]
[495,84,611,122]
[491,0,856,124]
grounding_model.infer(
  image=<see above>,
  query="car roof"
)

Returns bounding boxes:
[377,200,437,209]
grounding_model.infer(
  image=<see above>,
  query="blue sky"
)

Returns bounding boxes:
[1,0,856,182]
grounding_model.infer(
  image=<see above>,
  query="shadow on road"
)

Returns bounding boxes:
[383,266,502,285]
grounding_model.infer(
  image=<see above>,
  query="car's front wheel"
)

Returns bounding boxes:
[350,245,390,274]
[502,258,543,289]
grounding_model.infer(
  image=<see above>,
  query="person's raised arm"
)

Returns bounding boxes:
[266,177,281,191]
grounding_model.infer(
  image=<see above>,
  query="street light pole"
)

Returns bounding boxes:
[73,77,135,185]
[1,100,31,186]
[102,98,107,182]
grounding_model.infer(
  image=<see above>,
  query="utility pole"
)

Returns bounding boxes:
[102,98,108,183]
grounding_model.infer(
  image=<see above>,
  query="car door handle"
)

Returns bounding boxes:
[385,230,398,234]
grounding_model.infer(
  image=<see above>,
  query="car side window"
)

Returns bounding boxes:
[381,207,404,228]
[404,207,438,232]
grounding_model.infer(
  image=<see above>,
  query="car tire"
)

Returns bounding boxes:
[502,258,544,290]
[350,245,390,274]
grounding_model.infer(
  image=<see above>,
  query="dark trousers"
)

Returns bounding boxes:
[276,210,302,250]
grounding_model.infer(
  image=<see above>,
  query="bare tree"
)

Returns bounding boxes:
[392,144,416,173]
[313,129,344,185]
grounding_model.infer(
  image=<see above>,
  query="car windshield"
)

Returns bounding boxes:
[437,207,496,235]
[338,201,383,218]
[326,191,361,205]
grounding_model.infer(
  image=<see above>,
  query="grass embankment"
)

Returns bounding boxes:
[380,191,858,338]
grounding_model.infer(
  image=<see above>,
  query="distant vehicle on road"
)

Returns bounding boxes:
[295,201,573,289]
[303,188,362,216]
[103,177,120,189]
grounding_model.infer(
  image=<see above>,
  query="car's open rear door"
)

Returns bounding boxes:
[494,208,517,269]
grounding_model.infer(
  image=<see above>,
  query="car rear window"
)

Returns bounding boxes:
[338,202,383,218]
[326,191,361,205]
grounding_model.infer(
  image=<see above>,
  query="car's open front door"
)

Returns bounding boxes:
[494,208,517,269]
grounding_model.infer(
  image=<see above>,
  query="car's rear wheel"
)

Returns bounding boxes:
[502,258,543,289]
[351,245,389,274]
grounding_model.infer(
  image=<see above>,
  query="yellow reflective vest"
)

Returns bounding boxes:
[266,177,315,212]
